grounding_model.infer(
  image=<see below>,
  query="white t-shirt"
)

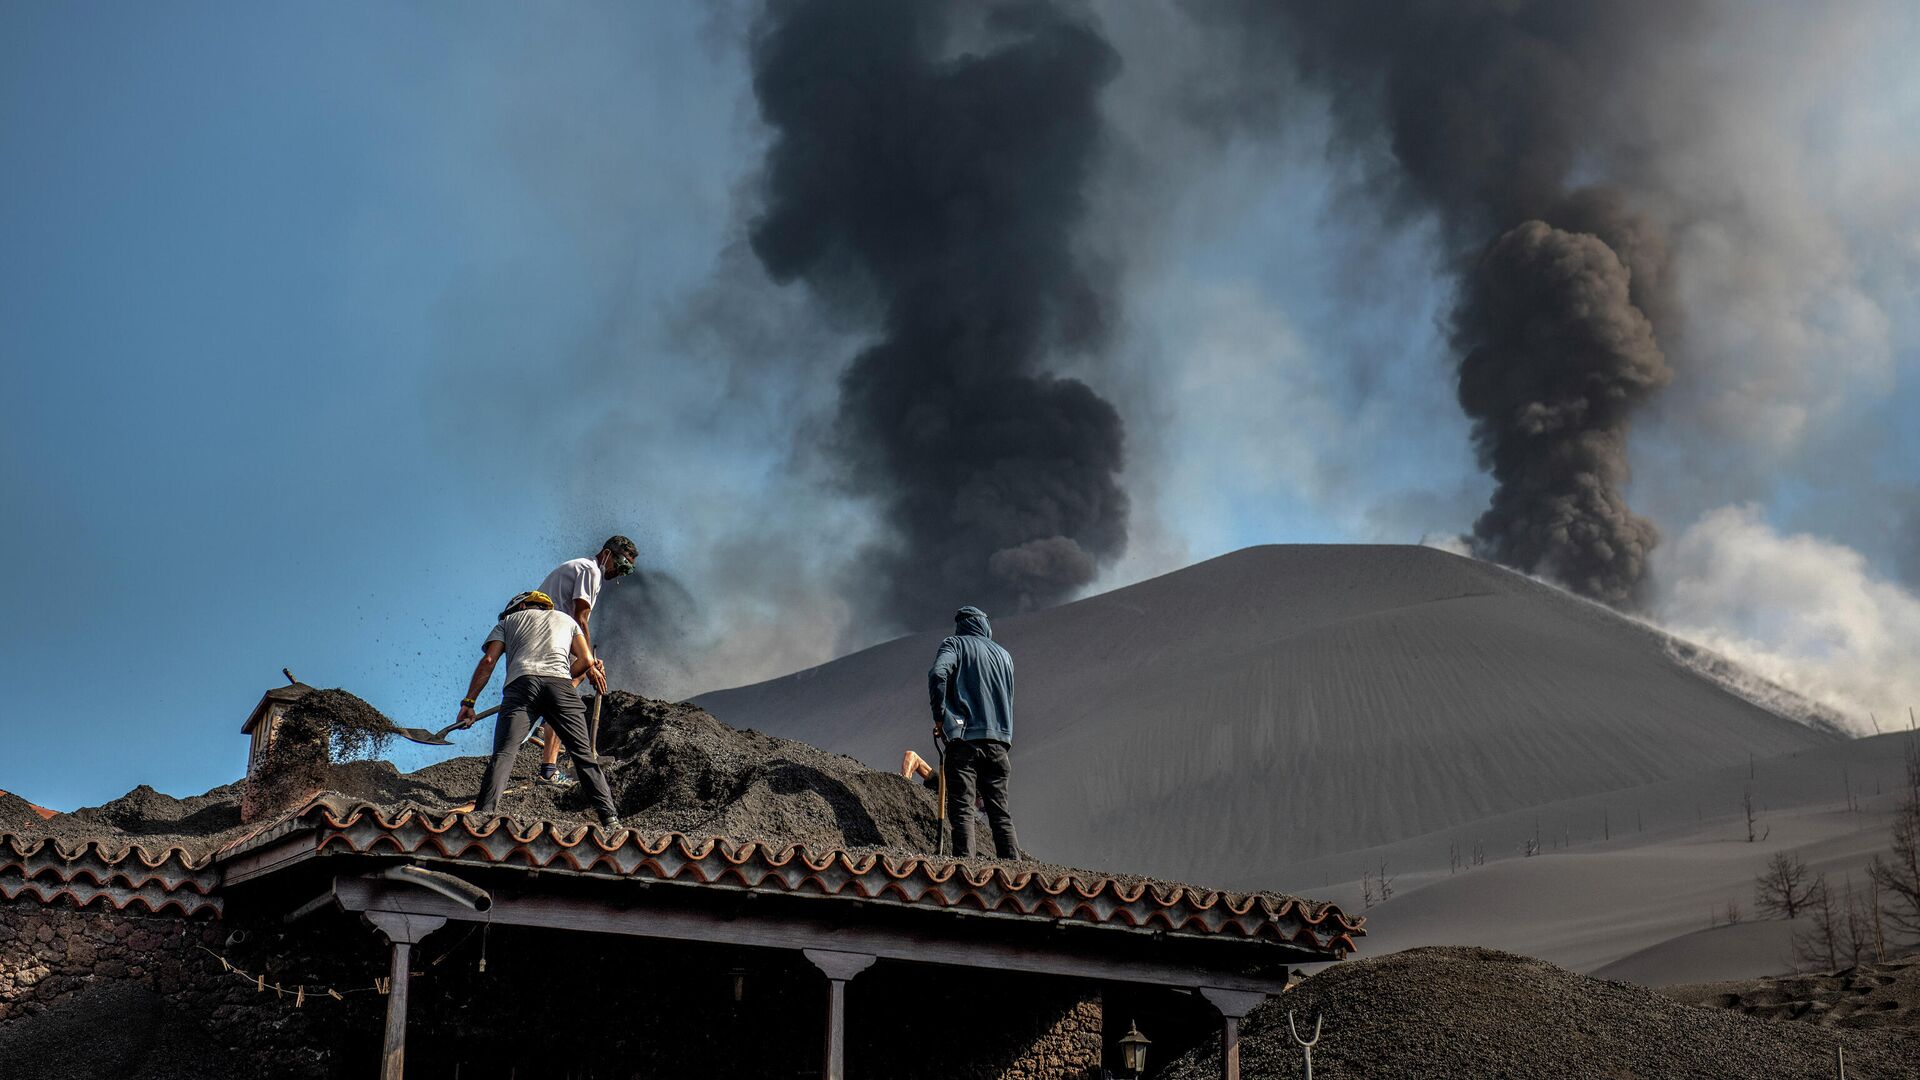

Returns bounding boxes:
[537,557,603,620]
[485,608,581,684]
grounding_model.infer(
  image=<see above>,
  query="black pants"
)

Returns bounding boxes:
[945,739,1018,859]
[475,676,618,823]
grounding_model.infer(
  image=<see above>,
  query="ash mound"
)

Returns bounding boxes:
[8,692,941,859]
[0,794,49,835]
[1162,947,1920,1080]
[407,692,942,854]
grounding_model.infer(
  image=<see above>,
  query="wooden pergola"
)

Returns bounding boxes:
[216,798,1362,1080]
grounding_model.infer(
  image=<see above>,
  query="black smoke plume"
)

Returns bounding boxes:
[745,0,1128,630]
[1190,0,1695,606]
[1457,220,1670,603]
[588,568,701,699]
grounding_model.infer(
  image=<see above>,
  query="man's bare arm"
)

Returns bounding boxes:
[455,641,506,727]
[571,632,608,695]
[573,599,592,645]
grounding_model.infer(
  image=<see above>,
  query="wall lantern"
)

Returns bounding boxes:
[1119,1020,1152,1077]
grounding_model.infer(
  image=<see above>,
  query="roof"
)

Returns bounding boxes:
[215,796,1363,956]
[241,682,314,734]
[0,833,222,918]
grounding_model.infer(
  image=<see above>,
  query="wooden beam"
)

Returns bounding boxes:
[333,878,1290,995]
[217,832,320,886]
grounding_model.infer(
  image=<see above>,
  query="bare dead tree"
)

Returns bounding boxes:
[1792,874,1840,971]
[1472,839,1485,867]
[1754,852,1817,919]
[1870,876,1887,962]
[1744,787,1769,843]
[1603,806,1610,841]
[1724,897,1743,926]
[1865,729,1920,944]
[1449,839,1461,875]
[1843,875,1874,966]
[1376,860,1395,903]
[1360,868,1376,910]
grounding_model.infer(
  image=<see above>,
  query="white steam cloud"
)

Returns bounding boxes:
[1651,504,1920,733]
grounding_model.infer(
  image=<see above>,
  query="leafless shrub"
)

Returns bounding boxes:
[1754,852,1817,919]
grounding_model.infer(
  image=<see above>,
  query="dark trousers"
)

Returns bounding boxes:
[945,739,1018,859]
[475,676,618,822]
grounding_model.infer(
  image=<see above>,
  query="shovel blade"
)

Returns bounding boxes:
[392,725,454,746]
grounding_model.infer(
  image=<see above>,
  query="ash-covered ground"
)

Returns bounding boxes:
[1162,946,1920,1080]
[1665,950,1920,1030]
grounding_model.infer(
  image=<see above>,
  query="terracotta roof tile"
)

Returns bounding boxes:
[0,834,223,917]
[221,797,1363,957]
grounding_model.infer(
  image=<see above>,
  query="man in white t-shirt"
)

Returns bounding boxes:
[454,590,620,826]
[528,536,638,783]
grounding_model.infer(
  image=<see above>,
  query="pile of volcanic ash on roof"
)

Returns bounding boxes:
[1160,947,1920,1080]
[30,781,250,851]
[407,692,944,854]
[600,692,942,852]
[1,689,403,855]
[0,792,50,835]
[5,691,944,859]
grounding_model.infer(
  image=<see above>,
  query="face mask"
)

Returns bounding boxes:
[611,557,635,578]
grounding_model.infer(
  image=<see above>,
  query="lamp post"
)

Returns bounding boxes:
[1119,1020,1152,1078]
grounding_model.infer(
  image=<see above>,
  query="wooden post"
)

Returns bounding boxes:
[364,911,447,1080]
[804,949,876,1080]
[1199,987,1269,1080]
[382,939,413,1080]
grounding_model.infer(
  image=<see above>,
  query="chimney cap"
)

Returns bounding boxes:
[242,682,315,734]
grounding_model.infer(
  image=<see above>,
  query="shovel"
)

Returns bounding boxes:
[396,665,600,747]
[391,704,499,747]
[934,731,950,857]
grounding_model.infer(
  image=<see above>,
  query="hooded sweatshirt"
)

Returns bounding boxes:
[928,606,1015,744]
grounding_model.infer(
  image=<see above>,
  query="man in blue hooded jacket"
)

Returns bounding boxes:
[928,605,1019,859]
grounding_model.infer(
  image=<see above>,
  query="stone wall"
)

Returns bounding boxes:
[0,897,390,1079]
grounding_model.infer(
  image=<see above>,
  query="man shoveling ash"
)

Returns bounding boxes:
[928,605,1019,859]
[528,536,638,785]
[456,590,621,828]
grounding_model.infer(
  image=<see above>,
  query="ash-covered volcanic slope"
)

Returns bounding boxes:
[694,545,1838,888]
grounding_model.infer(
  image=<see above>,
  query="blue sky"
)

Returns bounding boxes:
[1,4,760,807]
[4,3,1915,810]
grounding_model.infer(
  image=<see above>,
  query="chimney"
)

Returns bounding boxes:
[240,677,314,823]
